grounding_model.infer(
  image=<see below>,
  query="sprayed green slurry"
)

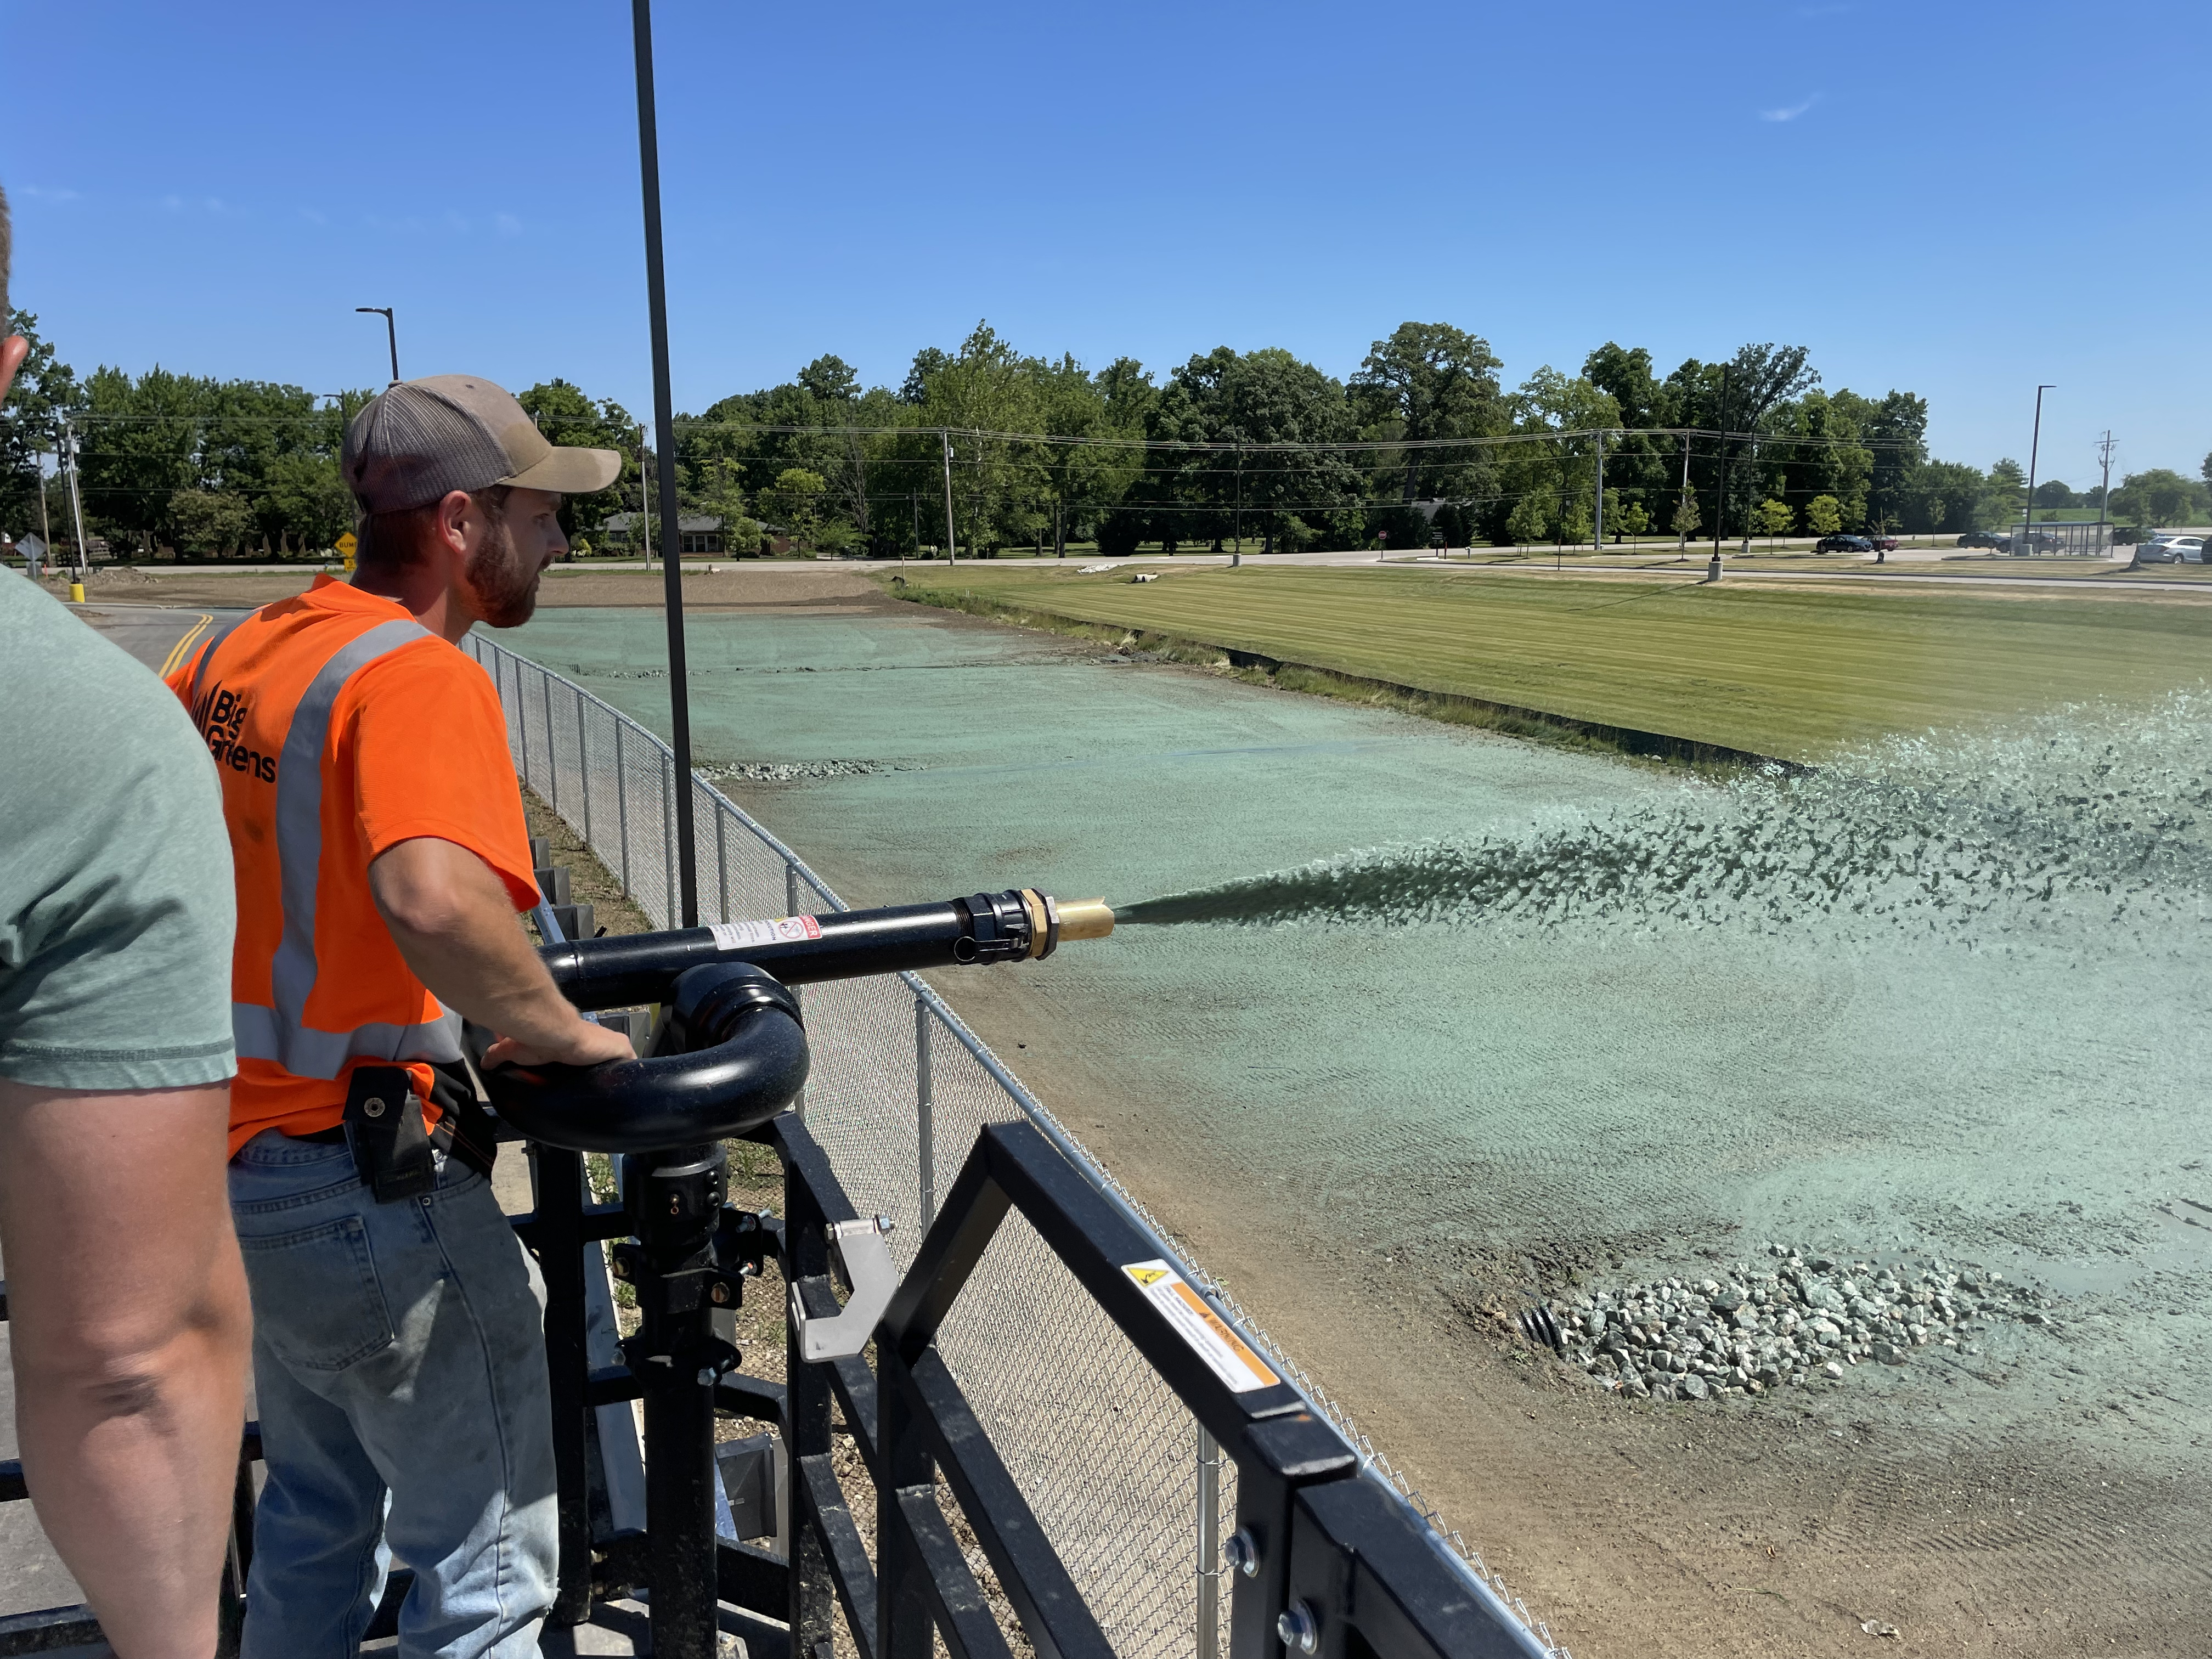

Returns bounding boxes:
[1122,696,2212,931]
[507,604,2212,1491]
[883,565,2212,762]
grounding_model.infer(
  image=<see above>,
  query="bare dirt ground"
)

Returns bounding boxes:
[34,561,890,613]
[941,960,2212,1659]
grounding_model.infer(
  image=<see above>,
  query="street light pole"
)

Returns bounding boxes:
[2023,384,2055,555]
[354,307,399,384]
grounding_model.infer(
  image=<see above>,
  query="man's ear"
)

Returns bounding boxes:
[435,489,475,558]
[0,336,29,406]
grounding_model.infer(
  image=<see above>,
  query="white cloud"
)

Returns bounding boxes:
[495,213,523,236]
[18,185,83,202]
[1760,95,1820,122]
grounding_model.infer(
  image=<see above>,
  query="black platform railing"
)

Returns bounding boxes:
[0,1100,1545,1659]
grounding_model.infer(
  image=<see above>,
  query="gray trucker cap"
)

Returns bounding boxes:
[343,374,620,514]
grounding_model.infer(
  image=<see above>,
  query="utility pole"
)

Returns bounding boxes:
[1712,366,1732,578]
[1676,432,1691,552]
[2095,430,2117,549]
[1233,444,1244,564]
[940,428,957,565]
[62,418,90,582]
[2024,384,2055,555]
[631,0,699,929]
[909,490,918,561]
[1593,428,1605,551]
[638,426,654,569]
[354,307,399,383]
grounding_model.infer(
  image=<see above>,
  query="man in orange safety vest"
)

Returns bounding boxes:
[173,375,635,1658]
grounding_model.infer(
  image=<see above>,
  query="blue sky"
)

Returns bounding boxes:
[5,0,2207,483]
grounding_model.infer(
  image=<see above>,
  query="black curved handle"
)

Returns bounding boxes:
[484,963,810,1153]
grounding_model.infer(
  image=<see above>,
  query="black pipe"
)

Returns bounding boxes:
[539,890,1042,1013]
[484,963,808,1154]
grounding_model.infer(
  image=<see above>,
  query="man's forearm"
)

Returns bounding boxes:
[0,1082,252,1659]
[368,836,574,1039]
[369,837,633,1069]
[379,887,583,1050]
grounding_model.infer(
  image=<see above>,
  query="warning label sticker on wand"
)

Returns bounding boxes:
[708,915,823,952]
[1122,1260,1279,1392]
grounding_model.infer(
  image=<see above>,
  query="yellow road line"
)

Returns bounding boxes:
[157,613,214,680]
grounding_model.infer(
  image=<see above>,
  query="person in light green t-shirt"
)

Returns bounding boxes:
[0,572,238,1087]
[0,184,252,1659]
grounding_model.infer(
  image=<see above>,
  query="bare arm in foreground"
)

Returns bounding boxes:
[0,1082,251,1659]
[369,836,634,1070]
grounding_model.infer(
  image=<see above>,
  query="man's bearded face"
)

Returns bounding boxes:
[465,509,539,627]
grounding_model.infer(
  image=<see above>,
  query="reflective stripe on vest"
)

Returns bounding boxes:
[229,615,460,1080]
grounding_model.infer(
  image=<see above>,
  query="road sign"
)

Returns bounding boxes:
[336,531,357,571]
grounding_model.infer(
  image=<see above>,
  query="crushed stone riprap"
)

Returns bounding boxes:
[698,759,921,783]
[1548,1246,2060,1402]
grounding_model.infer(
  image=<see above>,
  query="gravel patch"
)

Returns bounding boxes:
[697,758,921,782]
[1543,1244,2062,1402]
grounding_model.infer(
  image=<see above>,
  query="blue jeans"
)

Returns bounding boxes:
[228,1130,557,1659]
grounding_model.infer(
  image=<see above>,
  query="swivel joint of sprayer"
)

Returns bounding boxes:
[968,889,1117,964]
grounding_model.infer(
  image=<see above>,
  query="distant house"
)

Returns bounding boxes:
[597,512,727,555]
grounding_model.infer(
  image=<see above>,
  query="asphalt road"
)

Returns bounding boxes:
[76,603,247,675]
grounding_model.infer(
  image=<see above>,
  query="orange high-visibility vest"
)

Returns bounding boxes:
[171,576,538,1156]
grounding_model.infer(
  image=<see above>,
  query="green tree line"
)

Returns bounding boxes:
[8,306,2205,559]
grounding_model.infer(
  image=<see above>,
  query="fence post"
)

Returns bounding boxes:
[543,670,558,812]
[786,862,806,1116]
[577,689,593,845]
[1197,1422,1222,1659]
[659,752,674,930]
[916,996,935,1229]
[614,720,631,895]
[517,657,531,786]
[714,799,729,925]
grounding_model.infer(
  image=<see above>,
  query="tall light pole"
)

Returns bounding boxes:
[354,307,399,384]
[2023,384,2055,553]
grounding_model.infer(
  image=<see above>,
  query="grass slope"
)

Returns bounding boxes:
[889,565,2212,760]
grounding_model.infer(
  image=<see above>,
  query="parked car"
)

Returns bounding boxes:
[1814,534,1874,554]
[2134,532,2203,563]
[1864,532,1898,552]
[1957,531,2008,550]
[2009,530,2063,555]
[2138,535,2207,564]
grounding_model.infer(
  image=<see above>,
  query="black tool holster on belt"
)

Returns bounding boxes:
[342,1063,499,1204]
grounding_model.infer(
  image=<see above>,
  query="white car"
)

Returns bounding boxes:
[2138,533,2205,564]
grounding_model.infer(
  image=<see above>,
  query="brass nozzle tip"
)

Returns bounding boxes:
[1054,898,1115,941]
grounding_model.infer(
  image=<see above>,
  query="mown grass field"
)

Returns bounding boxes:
[886,563,2212,760]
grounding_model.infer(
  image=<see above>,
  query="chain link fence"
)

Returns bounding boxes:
[466,632,1565,1659]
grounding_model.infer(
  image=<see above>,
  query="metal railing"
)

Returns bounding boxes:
[465,631,1567,1658]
